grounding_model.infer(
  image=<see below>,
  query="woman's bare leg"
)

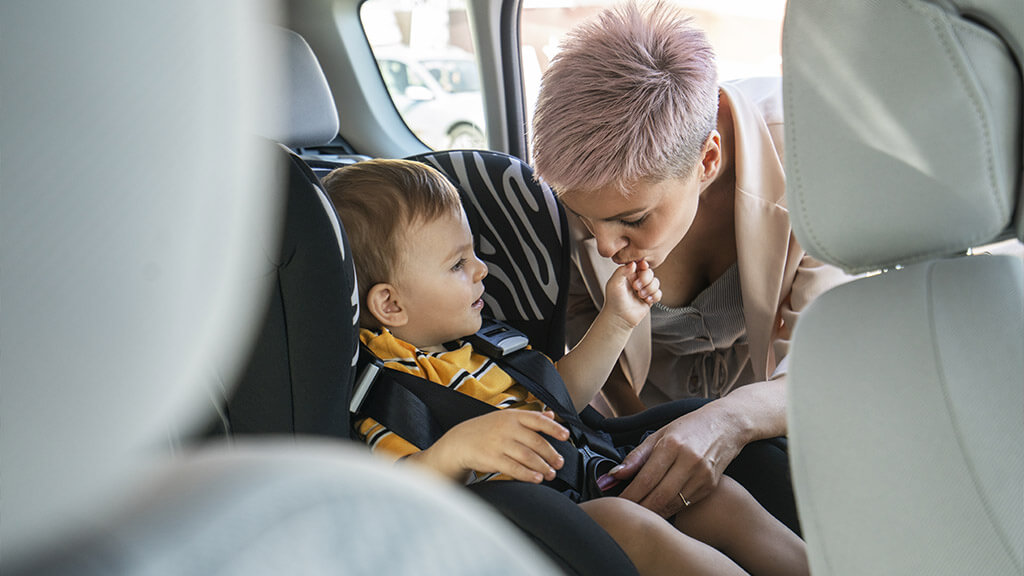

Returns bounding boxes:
[673,475,809,576]
[580,497,748,576]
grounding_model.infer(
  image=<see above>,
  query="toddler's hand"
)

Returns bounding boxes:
[424,409,569,483]
[605,259,662,327]
[629,259,661,305]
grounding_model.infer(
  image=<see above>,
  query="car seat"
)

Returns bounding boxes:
[782,1,1023,574]
[1,7,561,575]
[200,26,359,439]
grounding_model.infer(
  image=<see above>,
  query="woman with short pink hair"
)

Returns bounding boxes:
[532,0,850,532]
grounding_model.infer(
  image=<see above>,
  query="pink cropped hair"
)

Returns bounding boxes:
[531,0,718,195]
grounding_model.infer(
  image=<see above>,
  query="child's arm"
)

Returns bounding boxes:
[403,409,570,483]
[557,259,661,411]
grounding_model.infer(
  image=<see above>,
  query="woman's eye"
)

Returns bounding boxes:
[620,215,647,228]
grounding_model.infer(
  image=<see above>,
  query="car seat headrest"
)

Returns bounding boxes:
[783,0,1022,274]
[254,26,339,148]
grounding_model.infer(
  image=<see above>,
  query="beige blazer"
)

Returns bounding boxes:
[566,77,851,399]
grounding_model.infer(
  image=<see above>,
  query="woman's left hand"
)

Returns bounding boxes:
[602,403,746,517]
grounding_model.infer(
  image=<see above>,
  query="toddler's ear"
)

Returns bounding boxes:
[366,283,408,328]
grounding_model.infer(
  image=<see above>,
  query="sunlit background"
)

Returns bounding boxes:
[360,0,786,149]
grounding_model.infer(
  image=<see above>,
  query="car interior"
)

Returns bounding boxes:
[2,0,1021,575]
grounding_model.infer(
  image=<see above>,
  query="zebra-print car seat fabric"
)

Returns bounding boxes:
[406,151,570,360]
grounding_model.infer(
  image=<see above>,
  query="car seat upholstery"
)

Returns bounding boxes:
[2,8,561,575]
[407,149,570,359]
[201,27,359,438]
[782,1,1023,574]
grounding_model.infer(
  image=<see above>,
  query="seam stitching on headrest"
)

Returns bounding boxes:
[924,1,1007,220]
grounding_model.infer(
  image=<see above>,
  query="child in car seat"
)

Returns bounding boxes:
[323,158,808,576]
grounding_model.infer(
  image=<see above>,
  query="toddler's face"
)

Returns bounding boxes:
[390,208,488,348]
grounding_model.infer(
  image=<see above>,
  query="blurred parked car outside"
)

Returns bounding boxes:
[374,45,487,150]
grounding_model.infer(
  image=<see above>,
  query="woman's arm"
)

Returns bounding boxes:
[772,249,855,375]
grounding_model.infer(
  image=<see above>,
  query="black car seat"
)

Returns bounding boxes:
[200,27,359,439]
[2,6,560,576]
[783,1,1023,574]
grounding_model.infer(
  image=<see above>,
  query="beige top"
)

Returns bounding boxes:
[645,263,754,404]
[566,77,853,406]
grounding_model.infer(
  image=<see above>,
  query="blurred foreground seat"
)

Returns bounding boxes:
[0,3,558,574]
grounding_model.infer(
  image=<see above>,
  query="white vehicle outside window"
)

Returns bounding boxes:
[361,0,487,150]
[359,0,784,151]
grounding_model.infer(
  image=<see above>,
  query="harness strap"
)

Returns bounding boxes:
[355,343,585,491]
[493,348,621,461]
[356,348,492,450]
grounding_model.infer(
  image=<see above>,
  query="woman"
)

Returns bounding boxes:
[531,0,849,527]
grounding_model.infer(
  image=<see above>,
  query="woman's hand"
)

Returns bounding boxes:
[412,409,569,483]
[600,404,747,517]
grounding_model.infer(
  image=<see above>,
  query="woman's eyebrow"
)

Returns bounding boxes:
[565,203,645,222]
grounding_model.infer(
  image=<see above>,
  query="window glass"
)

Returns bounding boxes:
[360,0,488,150]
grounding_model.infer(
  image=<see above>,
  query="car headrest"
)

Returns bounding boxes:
[783,0,1022,274]
[254,26,340,148]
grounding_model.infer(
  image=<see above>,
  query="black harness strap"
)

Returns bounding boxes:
[492,348,621,461]
[351,321,615,496]
[355,351,493,450]
[353,344,586,492]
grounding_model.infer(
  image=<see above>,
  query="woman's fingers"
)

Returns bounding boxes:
[618,433,677,504]
[617,423,720,516]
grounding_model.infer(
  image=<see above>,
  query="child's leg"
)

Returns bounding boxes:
[579,497,748,576]
[673,475,809,576]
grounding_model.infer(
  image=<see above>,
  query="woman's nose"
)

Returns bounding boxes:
[594,230,627,259]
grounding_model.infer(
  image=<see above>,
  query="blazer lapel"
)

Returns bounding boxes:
[726,79,791,380]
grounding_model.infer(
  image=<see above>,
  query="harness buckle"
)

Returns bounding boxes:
[466,318,529,358]
[350,355,383,414]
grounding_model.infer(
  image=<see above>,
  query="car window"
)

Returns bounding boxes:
[421,58,480,93]
[360,0,488,150]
